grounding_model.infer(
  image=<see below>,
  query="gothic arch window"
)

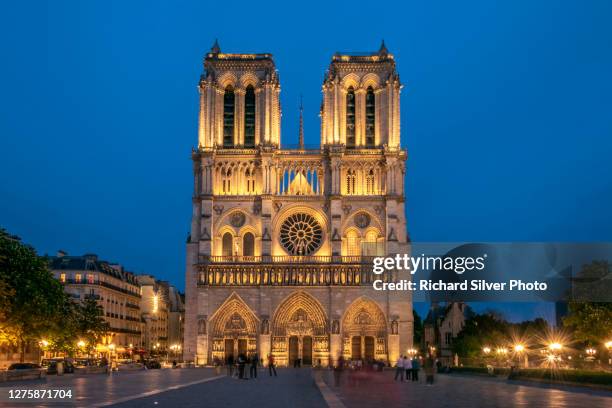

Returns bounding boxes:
[346,229,361,256]
[346,86,356,148]
[223,86,235,148]
[222,168,232,194]
[222,232,233,257]
[346,169,356,195]
[243,232,255,257]
[245,168,255,194]
[244,85,256,147]
[365,86,375,147]
[365,169,375,194]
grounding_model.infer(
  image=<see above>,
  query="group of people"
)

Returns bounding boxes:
[394,355,434,384]
[216,353,278,379]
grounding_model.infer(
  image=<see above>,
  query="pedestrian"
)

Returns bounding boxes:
[394,355,404,381]
[404,355,412,381]
[411,357,420,382]
[333,356,344,387]
[237,353,247,379]
[250,353,258,379]
[268,354,277,377]
[227,354,234,377]
[424,355,435,385]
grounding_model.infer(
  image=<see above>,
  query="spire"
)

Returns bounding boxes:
[298,95,304,150]
[210,38,221,54]
[378,39,388,57]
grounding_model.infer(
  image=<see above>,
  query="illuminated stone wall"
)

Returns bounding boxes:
[184,42,412,366]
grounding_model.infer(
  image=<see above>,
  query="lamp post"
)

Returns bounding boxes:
[605,341,612,365]
[513,344,528,368]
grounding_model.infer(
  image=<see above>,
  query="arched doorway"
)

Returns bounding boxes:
[210,294,258,363]
[342,297,387,363]
[271,292,328,366]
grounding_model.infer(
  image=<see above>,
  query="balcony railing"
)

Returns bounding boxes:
[197,256,389,287]
[203,255,376,264]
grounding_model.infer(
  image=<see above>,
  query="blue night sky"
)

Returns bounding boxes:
[1,1,611,322]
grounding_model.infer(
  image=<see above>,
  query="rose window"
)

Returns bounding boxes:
[279,213,323,255]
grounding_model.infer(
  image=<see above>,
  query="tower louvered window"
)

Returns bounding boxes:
[244,85,256,147]
[346,87,356,147]
[223,86,235,148]
[365,86,375,147]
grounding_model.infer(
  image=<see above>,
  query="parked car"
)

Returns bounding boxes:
[144,359,161,369]
[42,359,74,374]
[8,363,41,370]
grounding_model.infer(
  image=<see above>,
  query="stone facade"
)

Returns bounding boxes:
[184,41,412,366]
[50,252,143,352]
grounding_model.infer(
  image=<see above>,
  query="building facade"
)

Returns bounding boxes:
[50,252,143,352]
[184,42,412,366]
[423,302,475,366]
[168,286,185,357]
[137,275,170,354]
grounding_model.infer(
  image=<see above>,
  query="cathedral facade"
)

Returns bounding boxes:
[183,41,412,366]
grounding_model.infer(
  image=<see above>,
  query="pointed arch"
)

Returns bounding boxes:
[341,296,387,338]
[210,292,259,339]
[271,291,328,336]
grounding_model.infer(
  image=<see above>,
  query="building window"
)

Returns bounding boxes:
[346,229,361,256]
[245,169,255,193]
[222,232,233,257]
[346,86,356,147]
[346,169,356,195]
[243,232,255,257]
[222,168,232,194]
[244,85,256,147]
[87,274,95,284]
[445,332,452,346]
[59,273,66,283]
[223,86,235,148]
[365,86,375,147]
[365,169,375,194]
[75,273,82,282]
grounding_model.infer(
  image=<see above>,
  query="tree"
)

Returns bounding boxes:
[0,228,67,361]
[75,297,110,354]
[562,261,612,345]
[452,312,509,359]
[563,302,612,345]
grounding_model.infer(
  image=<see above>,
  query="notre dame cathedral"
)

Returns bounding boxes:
[183,41,412,366]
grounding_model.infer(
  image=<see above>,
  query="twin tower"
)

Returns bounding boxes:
[184,41,412,366]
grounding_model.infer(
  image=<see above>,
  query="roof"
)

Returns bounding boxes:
[48,254,139,285]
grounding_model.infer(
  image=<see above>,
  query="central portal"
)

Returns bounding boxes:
[288,335,313,365]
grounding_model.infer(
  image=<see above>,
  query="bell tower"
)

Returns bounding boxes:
[197,40,281,150]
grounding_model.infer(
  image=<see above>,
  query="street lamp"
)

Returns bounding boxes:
[513,344,525,353]
[482,347,491,354]
[77,340,86,348]
[548,342,562,352]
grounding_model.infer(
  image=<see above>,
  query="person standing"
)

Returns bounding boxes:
[424,355,435,385]
[411,357,420,382]
[268,354,277,377]
[250,353,258,379]
[404,356,412,382]
[394,356,404,381]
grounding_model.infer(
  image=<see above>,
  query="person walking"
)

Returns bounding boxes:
[411,357,420,382]
[404,356,412,382]
[394,356,404,381]
[424,355,435,385]
[237,353,247,379]
[268,354,277,377]
[250,353,258,379]
[333,356,344,387]
[227,354,234,377]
